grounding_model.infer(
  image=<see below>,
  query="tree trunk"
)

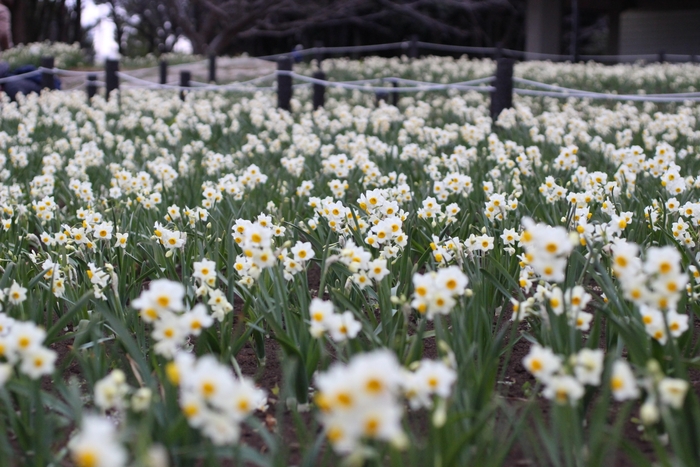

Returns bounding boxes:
[74,0,82,44]
[56,0,67,42]
[11,0,29,44]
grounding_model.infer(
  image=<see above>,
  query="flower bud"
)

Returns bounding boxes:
[145,444,169,467]
[432,398,447,427]
[131,387,152,412]
[640,400,659,425]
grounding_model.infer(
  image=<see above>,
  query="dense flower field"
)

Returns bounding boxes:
[0,42,87,70]
[1,55,700,467]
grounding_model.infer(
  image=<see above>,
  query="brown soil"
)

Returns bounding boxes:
[23,268,693,467]
[495,306,658,467]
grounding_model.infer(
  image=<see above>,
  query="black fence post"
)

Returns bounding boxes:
[659,49,666,63]
[314,40,324,68]
[208,55,216,83]
[180,71,190,101]
[159,60,168,85]
[409,35,419,59]
[495,42,503,61]
[376,79,388,106]
[105,59,119,100]
[87,74,97,102]
[40,56,55,90]
[571,0,579,62]
[490,58,514,120]
[313,70,325,110]
[277,56,292,111]
[391,79,399,106]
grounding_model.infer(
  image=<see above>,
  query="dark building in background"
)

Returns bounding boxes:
[526,0,700,57]
[3,1,699,61]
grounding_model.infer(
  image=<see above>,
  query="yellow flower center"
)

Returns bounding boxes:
[183,403,199,418]
[336,392,352,407]
[366,378,382,393]
[144,308,158,320]
[202,381,215,397]
[611,377,623,391]
[364,417,380,436]
[74,450,99,467]
[165,362,179,385]
[327,426,343,442]
[555,389,568,403]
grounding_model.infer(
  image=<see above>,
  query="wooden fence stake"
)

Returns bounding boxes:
[87,73,97,102]
[277,56,292,111]
[490,58,514,120]
[105,59,119,100]
[159,60,168,85]
[376,78,388,106]
[313,70,325,110]
[314,41,324,67]
[409,35,419,59]
[40,56,54,90]
[180,71,190,101]
[209,55,216,83]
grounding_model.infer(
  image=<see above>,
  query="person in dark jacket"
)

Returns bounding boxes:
[0,0,12,51]
[0,63,61,101]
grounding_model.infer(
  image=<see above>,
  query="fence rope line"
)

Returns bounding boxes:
[512,77,700,101]
[513,77,607,96]
[109,69,497,93]
[0,69,42,84]
[252,41,698,64]
[513,88,700,102]
[4,40,691,91]
[188,73,278,88]
[8,64,698,104]
[256,42,410,61]
[38,67,97,77]
[64,81,87,91]
[1,40,694,88]
[390,76,495,86]
[417,41,515,57]
[116,71,280,91]
[278,71,495,92]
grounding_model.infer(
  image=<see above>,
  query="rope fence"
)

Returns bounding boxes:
[252,38,698,64]
[2,43,699,116]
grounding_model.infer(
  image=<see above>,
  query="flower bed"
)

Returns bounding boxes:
[0,57,699,466]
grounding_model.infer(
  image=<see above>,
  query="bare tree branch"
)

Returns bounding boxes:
[111,0,524,56]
